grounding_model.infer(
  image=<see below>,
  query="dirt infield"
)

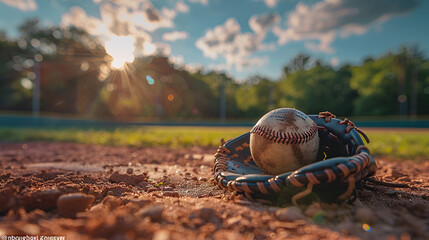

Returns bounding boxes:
[0,142,428,240]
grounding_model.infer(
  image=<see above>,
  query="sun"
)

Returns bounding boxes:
[105,36,135,69]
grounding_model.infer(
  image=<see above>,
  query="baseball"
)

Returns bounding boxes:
[249,108,319,175]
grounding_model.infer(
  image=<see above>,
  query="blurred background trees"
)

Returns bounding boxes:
[1,18,428,121]
[277,58,356,116]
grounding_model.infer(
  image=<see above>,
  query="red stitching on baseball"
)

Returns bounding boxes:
[250,121,318,144]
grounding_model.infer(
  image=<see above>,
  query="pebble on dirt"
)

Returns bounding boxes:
[137,204,164,221]
[304,202,323,217]
[102,195,123,210]
[57,193,95,217]
[109,171,148,186]
[0,187,17,212]
[355,206,376,224]
[196,207,221,225]
[163,191,179,197]
[275,206,306,222]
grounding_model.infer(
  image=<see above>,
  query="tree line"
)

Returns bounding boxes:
[1,19,428,120]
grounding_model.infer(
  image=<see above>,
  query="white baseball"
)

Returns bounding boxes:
[250,108,319,175]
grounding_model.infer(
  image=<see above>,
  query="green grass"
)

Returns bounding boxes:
[0,126,427,160]
[0,126,250,148]
[365,130,429,161]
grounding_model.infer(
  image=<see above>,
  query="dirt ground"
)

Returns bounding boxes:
[0,142,428,240]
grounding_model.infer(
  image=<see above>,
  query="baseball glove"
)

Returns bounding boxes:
[213,112,378,205]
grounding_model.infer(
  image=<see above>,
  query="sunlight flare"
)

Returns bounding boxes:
[105,36,135,69]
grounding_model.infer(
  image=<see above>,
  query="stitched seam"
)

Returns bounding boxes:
[250,121,318,144]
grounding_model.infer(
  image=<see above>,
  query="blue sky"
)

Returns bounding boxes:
[0,0,428,81]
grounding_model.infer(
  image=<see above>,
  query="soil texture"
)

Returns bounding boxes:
[0,142,428,240]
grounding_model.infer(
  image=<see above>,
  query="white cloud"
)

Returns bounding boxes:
[0,0,37,11]
[184,63,204,73]
[196,18,272,71]
[264,0,279,8]
[153,42,172,56]
[196,18,240,59]
[62,6,110,38]
[92,0,149,10]
[189,0,208,5]
[168,55,185,65]
[330,56,339,67]
[176,1,189,13]
[62,0,188,57]
[163,31,189,42]
[249,12,280,37]
[98,3,175,33]
[168,56,207,74]
[302,31,336,53]
[142,41,156,55]
[273,0,420,53]
[339,23,369,38]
